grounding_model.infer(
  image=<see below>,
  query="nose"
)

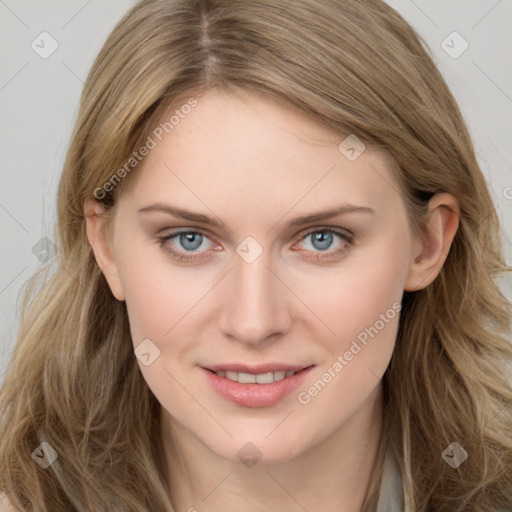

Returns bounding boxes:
[218,248,292,347]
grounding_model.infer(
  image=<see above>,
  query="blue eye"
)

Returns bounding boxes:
[157,227,354,263]
[157,231,214,262]
[174,232,204,251]
[296,228,354,261]
[303,231,336,251]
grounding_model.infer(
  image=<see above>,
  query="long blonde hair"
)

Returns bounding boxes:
[1,0,511,510]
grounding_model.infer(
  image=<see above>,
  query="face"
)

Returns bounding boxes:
[94,89,420,464]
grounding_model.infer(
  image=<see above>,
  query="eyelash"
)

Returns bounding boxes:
[156,227,354,263]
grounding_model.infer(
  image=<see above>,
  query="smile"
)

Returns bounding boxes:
[211,369,298,383]
[202,366,315,408]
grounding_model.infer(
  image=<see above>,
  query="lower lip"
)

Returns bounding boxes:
[202,366,315,408]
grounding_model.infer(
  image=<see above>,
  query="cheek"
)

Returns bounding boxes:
[115,237,179,343]
[293,234,407,411]
[116,237,215,363]
[300,235,408,345]
[117,243,202,411]
[297,259,403,424]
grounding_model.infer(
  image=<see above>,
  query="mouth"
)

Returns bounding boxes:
[204,368,300,384]
[201,364,315,408]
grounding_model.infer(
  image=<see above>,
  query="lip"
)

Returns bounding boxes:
[204,363,309,374]
[202,365,315,408]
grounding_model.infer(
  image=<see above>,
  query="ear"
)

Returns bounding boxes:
[84,198,125,301]
[404,193,460,292]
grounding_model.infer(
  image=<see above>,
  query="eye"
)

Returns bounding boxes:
[157,230,218,262]
[292,227,354,261]
[157,227,354,263]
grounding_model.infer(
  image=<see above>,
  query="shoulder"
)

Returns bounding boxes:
[0,492,18,512]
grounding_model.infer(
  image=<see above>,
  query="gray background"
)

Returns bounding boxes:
[1,0,511,383]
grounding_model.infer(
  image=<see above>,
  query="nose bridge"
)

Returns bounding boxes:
[218,245,290,344]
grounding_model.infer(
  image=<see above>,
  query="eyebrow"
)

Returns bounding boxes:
[137,202,375,229]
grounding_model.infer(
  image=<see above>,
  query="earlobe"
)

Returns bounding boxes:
[404,193,460,292]
[84,198,125,301]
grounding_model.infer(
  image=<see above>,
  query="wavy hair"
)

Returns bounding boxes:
[1,0,511,510]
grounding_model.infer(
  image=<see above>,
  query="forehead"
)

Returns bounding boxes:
[119,89,402,220]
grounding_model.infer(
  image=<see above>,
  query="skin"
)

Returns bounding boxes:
[85,89,459,512]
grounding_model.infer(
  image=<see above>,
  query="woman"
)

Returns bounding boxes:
[1,0,511,510]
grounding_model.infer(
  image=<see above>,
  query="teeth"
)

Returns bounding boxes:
[216,369,298,383]
[256,372,274,384]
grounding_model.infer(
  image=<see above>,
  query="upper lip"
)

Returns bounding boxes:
[204,363,313,374]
